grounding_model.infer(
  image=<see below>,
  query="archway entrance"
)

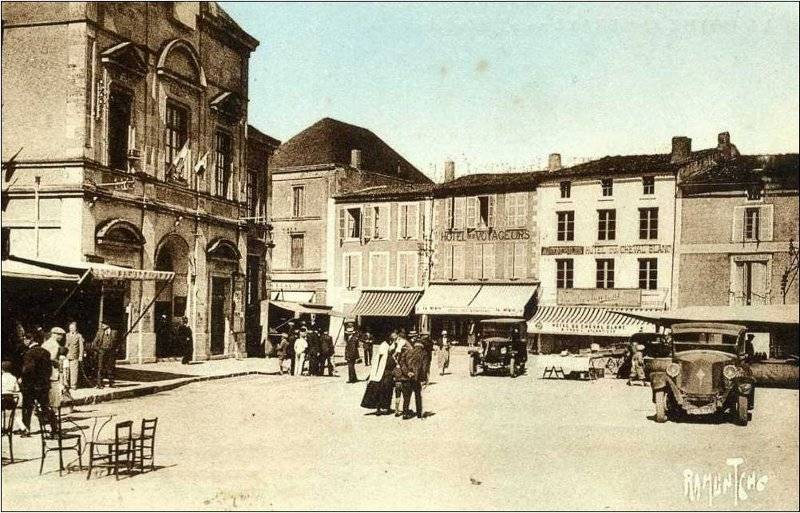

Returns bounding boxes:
[154,234,190,358]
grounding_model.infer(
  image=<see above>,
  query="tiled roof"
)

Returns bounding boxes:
[335,182,434,201]
[269,118,432,184]
[679,153,799,187]
[433,171,537,196]
[543,149,718,180]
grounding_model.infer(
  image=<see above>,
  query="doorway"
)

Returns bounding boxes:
[210,276,228,355]
[154,234,190,358]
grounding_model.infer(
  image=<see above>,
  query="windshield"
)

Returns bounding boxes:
[673,332,738,347]
[480,324,521,339]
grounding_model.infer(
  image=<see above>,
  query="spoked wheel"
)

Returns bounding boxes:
[736,395,749,426]
[654,390,668,423]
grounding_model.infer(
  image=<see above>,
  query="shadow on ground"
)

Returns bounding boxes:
[113,367,197,383]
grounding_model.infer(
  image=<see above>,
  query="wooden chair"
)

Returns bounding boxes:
[131,418,158,473]
[35,404,83,475]
[86,420,133,480]
[2,394,18,463]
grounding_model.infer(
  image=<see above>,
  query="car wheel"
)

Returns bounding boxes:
[654,390,668,423]
[509,357,517,378]
[748,389,755,410]
[736,395,749,426]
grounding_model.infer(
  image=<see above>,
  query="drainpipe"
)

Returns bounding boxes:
[33,176,41,257]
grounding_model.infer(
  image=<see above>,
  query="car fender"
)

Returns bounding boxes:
[650,371,668,402]
[734,376,755,396]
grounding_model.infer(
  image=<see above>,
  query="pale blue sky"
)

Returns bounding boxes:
[226,2,799,180]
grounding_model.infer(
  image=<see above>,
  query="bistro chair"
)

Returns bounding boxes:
[35,404,83,476]
[131,417,158,473]
[2,394,19,463]
[86,420,133,480]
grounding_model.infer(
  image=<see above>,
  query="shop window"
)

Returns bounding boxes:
[601,178,613,197]
[638,258,658,290]
[556,259,573,289]
[290,234,304,269]
[642,176,655,195]
[596,259,615,289]
[108,87,133,171]
[598,209,616,241]
[215,131,232,198]
[557,211,575,241]
[639,207,659,240]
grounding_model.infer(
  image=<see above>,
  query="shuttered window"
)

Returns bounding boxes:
[505,242,527,279]
[343,254,361,289]
[732,204,773,242]
[506,192,527,227]
[473,244,495,280]
[398,252,418,288]
[399,203,419,239]
[369,253,388,287]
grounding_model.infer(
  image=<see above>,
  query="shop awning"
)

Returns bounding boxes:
[350,290,422,317]
[468,284,539,317]
[270,290,315,303]
[613,305,799,330]
[528,306,657,337]
[1,256,174,282]
[268,300,333,315]
[415,283,537,317]
[415,284,481,315]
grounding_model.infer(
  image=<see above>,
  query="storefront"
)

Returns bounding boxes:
[415,282,539,343]
[349,288,423,341]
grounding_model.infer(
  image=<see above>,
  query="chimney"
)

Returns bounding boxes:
[443,160,455,182]
[671,136,692,163]
[350,149,362,170]
[717,132,730,148]
[548,153,562,172]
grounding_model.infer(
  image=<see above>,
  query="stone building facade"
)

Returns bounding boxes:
[2,2,260,361]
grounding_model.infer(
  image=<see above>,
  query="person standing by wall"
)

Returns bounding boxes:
[344,326,360,383]
[63,322,84,390]
[93,323,118,388]
[177,317,194,365]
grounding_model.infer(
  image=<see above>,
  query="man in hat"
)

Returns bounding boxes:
[320,329,336,376]
[64,321,85,390]
[93,322,119,388]
[437,330,452,376]
[177,316,194,365]
[419,330,434,384]
[344,325,359,383]
[286,321,297,376]
[276,333,290,375]
[361,330,374,367]
[306,326,321,376]
[400,336,426,419]
[20,334,57,435]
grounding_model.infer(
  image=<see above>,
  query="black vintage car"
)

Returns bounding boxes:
[468,319,528,377]
[650,322,755,426]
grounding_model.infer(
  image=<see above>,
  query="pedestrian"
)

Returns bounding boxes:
[306,327,321,376]
[345,326,359,383]
[628,343,646,386]
[467,321,477,348]
[63,321,84,390]
[400,336,426,420]
[293,330,308,376]
[286,321,297,376]
[390,331,409,416]
[19,334,57,436]
[420,331,434,384]
[93,322,118,388]
[42,327,67,411]
[436,330,452,376]
[320,330,336,376]
[276,333,290,375]
[177,316,194,364]
[1,360,26,432]
[360,336,395,415]
[361,331,373,366]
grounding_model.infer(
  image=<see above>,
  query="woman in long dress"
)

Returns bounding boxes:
[360,338,395,415]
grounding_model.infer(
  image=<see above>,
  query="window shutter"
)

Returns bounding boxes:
[466,197,477,228]
[759,204,774,241]
[731,206,745,242]
[504,243,514,279]
[408,204,419,239]
[445,198,454,229]
[473,246,483,279]
[337,209,346,242]
[730,262,744,305]
[515,243,526,279]
[453,246,465,279]
[488,195,497,228]
[362,205,373,239]
[454,197,466,229]
[519,193,528,227]
[354,256,361,288]
[485,244,495,279]
[398,205,407,238]
[751,261,768,305]
[506,194,515,226]
[408,254,418,287]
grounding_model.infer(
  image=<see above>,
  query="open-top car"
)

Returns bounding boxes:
[650,322,755,425]
[468,319,528,377]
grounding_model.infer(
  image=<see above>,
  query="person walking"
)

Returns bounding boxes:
[19,335,57,436]
[320,330,336,376]
[176,316,194,364]
[361,331,373,367]
[400,337,426,420]
[344,326,359,383]
[436,330,452,376]
[93,322,118,388]
[276,334,290,375]
[360,337,395,415]
[63,321,85,390]
[293,330,308,376]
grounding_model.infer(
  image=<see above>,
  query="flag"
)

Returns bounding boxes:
[170,140,190,179]
[194,151,209,175]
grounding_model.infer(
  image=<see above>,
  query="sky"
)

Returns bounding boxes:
[225,2,799,181]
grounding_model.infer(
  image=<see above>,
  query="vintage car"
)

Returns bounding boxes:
[650,322,755,425]
[468,319,528,377]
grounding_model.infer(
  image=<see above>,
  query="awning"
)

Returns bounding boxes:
[468,284,539,317]
[528,306,657,337]
[415,283,537,317]
[415,284,481,315]
[270,290,315,303]
[350,290,422,317]
[267,300,333,316]
[1,256,175,282]
[613,304,799,330]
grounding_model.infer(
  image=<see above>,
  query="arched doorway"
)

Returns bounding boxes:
[154,234,190,358]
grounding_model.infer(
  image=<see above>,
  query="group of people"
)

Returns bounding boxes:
[275,320,335,377]
[359,327,455,420]
[1,319,119,436]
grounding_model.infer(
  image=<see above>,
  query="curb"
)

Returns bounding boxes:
[65,370,273,407]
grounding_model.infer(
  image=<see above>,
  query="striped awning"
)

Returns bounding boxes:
[350,290,422,317]
[528,306,657,337]
[415,283,537,317]
[1,256,175,282]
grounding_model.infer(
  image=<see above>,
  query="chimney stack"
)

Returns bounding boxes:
[716,131,739,160]
[671,136,692,163]
[443,160,455,182]
[350,149,362,170]
[548,153,562,172]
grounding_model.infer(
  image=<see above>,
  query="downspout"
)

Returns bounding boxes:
[669,173,680,316]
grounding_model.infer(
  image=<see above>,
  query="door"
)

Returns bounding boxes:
[210,277,228,355]
[102,285,130,360]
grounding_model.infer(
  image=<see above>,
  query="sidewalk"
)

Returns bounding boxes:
[65,357,280,406]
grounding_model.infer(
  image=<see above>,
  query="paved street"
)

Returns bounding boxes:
[2,349,798,511]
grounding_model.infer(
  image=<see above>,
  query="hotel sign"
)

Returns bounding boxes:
[440,228,530,242]
[557,288,642,307]
[542,244,671,256]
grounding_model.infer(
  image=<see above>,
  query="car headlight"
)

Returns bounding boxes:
[723,365,738,380]
[500,347,507,354]
[666,363,681,377]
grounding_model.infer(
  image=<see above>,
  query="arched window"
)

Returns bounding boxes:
[96,219,145,249]
[156,39,207,89]
[206,238,241,262]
